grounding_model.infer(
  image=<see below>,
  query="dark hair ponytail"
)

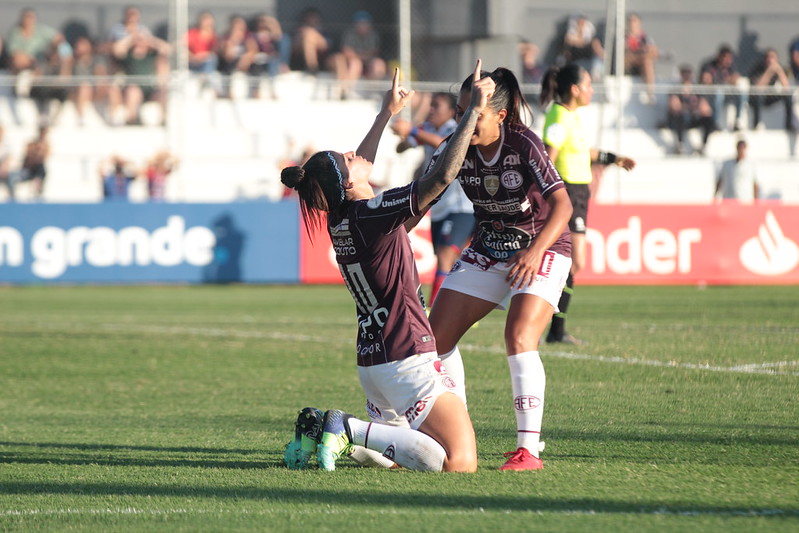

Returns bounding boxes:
[460,66,533,126]
[280,150,345,236]
[540,63,585,108]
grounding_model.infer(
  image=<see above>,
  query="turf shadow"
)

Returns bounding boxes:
[1,480,797,518]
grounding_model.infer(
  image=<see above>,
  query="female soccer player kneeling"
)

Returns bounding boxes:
[282,62,494,472]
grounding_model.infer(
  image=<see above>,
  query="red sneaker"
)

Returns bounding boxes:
[500,448,543,471]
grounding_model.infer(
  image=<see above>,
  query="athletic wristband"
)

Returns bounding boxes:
[410,126,419,139]
[596,151,618,165]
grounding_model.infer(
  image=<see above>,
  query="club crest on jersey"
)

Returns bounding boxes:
[484,174,499,196]
[501,170,523,190]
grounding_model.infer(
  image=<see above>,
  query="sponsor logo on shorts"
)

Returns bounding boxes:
[442,376,457,389]
[514,395,541,410]
[405,395,433,425]
[537,250,555,278]
[574,216,586,233]
[383,444,396,461]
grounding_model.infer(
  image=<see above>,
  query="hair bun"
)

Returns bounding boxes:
[280,166,305,189]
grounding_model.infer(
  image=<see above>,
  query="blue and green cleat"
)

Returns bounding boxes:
[317,409,355,471]
[284,407,324,470]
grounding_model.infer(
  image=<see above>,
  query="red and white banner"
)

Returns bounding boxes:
[581,203,799,285]
[300,203,799,285]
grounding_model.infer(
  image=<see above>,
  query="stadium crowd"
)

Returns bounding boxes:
[1,6,797,201]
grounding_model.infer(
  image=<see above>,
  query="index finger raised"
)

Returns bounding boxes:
[473,59,482,85]
[392,67,400,90]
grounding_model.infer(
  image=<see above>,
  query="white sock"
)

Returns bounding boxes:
[507,351,545,457]
[439,346,467,406]
[347,417,446,472]
[348,445,396,468]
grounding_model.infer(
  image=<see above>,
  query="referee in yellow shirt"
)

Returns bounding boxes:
[540,63,636,344]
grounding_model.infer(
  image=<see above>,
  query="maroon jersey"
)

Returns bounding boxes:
[328,181,436,367]
[429,123,571,260]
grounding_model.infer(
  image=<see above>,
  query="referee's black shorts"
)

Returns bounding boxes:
[565,182,590,234]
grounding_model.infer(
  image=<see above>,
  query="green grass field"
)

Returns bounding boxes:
[1,284,797,532]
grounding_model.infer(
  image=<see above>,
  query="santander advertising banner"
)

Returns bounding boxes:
[300,203,799,285]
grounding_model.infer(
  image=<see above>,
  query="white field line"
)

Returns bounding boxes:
[0,506,795,518]
[91,323,799,377]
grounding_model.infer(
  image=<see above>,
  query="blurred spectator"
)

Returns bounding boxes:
[715,139,759,203]
[330,11,387,99]
[789,37,799,81]
[108,5,151,43]
[70,36,117,126]
[665,65,716,155]
[219,15,257,75]
[100,155,137,201]
[7,7,71,104]
[748,48,797,131]
[624,13,658,103]
[250,14,289,79]
[9,125,50,200]
[0,125,11,198]
[519,40,545,84]
[289,7,330,74]
[186,11,222,95]
[113,31,170,125]
[28,46,73,125]
[563,14,603,81]
[700,44,746,131]
[6,8,67,75]
[145,150,177,201]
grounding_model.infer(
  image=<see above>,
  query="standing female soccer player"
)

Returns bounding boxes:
[281,62,495,473]
[426,66,574,471]
[540,64,635,344]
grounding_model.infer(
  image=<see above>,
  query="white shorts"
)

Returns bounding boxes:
[442,248,572,311]
[358,352,457,430]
